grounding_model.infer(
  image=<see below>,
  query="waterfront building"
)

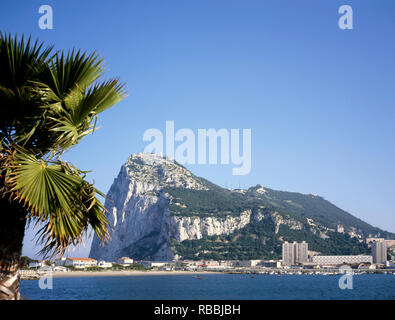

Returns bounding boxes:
[139,261,175,268]
[311,255,372,265]
[28,260,47,268]
[238,260,262,267]
[54,257,67,266]
[196,260,220,268]
[282,241,309,266]
[219,260,235,267]
[53,266,68,272]
[372,240,388,264]
[295,241,308,264]
[64,258,97,268]
[117,257,134,266]
[282,242,295,266]
[201,265,228,271]
[98,261,113,268]
[260,260,282,268]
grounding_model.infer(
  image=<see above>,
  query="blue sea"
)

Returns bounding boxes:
[20,274,395,300]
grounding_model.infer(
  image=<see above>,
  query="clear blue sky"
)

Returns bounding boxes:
[1,0,394,258]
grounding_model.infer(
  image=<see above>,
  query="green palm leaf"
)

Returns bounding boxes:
[38,49,104,102]
[7,150,109,256]
[75,79,126,121]
[10,152,80,215]
[0,33,125,259]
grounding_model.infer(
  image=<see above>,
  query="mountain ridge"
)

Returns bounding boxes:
[89,153,394,261]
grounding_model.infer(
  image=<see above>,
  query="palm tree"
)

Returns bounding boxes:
[0,33,126,299]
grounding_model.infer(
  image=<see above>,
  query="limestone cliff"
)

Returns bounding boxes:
[90,153,391,261]
[89,153,259,261]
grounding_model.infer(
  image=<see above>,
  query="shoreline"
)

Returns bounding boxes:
[21,270,395,280]
[19,268,395,280]
[50,270,220,278]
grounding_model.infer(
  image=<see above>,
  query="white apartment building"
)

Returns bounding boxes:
[372,241,387,264]
[282,241,308,266]
[295,241,308,263]
[64,258,97,268]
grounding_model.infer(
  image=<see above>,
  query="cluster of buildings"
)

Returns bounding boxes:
[29,257,135,270]
[281,238,392,269]
[28,237,395,272]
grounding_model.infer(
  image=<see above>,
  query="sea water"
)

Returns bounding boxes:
[20,273,395,300]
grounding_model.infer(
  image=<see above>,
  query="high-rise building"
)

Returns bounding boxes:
[282,242,295,266]
[372,240,387,264]
[282,241,308,266]
[295,241,308,263]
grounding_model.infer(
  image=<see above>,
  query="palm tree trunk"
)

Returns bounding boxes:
[0,196,27,300]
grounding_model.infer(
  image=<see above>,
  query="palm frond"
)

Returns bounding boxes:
[0,32,53,89]
[5,150,109,257]
[39,49,104,102]
[0,33,53,140]
[83,79,127,115]
[0,33,123,258]
[43,79,126,150]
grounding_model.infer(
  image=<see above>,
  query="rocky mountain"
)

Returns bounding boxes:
[89,153,394,261]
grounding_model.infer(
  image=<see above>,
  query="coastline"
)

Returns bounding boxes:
[50,270,220,278]
[19,268,395,280]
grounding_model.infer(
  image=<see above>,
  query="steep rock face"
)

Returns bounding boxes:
[89,153,256,261]
[271,212,304,234]
[167,210,253,242]
[90,153,393,261]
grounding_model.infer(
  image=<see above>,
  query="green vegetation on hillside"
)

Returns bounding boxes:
[172,216,280,260]
[120,160,394,261]
[249,186,393,238]
[171,217,370,260]
[163,181,391,260]
[278,225,370,255]
[164,182,394,239]
[164,186,264,218]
